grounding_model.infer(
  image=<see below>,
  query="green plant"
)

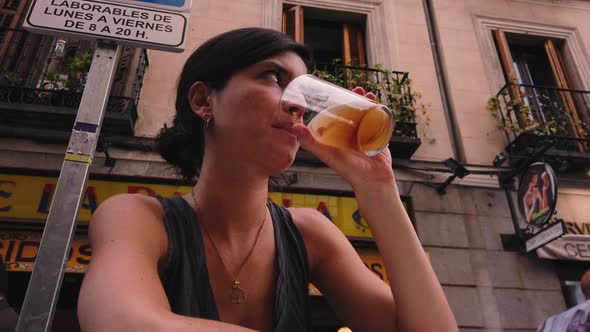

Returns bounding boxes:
[486,88,587,138]
[64,51,92,91]
[312,59,432,141]
[43,69,60,90]
[0,69,19,86]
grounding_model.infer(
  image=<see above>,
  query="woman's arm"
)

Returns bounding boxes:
[292,208,396,332]
[78,194,257,332]
[289,103,457,331]
[353,181,457,332]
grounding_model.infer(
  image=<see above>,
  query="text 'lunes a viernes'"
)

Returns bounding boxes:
[28,0,186,47]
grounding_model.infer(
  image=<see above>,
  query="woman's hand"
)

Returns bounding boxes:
[289,87,396,190]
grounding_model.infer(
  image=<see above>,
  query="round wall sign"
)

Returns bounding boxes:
[517,162,557,228]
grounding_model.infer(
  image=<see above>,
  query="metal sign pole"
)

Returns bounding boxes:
[15,40,121,332]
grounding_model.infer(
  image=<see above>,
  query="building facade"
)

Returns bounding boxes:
[1,0,590,331]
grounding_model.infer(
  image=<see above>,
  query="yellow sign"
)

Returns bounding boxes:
[0,173,189,224]
[0,232,90,273]
[0,173,413,239]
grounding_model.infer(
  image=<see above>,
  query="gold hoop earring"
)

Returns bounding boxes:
[203,114,213,129]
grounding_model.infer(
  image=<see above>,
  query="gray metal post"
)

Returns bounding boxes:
[504,188,525,240]
[15,40,121,332]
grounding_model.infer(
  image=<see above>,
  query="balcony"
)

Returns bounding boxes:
[306,64,422,160]
[0,86,137,136]
[491,83,590,171]
[0,29,146,142]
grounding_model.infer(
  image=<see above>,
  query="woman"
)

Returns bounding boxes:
[523,173,542,223]
[78,28,457,332]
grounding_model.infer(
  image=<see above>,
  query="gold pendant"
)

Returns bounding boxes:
[231,281,246,304]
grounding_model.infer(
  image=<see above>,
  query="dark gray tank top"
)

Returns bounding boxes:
[155,195,311,331]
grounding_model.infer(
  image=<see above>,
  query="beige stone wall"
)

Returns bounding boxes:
[3,2,590,330]
[387,0,455,161]
[405,181,566,331]
[134,0,458,160]
[133,0,590,165]
[135,0,264,137]
[5,0,590,168]
[431,0,590,165]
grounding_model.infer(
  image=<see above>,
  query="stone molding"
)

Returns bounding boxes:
[514,0,590,11]
[261,0,392,69]
[473,15,590,92]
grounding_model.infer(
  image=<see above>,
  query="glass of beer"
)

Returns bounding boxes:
[281,74,394,156]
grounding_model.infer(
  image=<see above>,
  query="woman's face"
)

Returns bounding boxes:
[207,51,308,174]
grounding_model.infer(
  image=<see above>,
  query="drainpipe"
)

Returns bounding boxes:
[422,0,465,162]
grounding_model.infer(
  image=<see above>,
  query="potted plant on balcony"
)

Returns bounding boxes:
[487,84,590,160]
[312,60,426,158]
[64,51,92,92]
[486,88,587,137]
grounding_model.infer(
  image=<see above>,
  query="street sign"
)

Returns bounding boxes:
[525,221,565,253]
[103,0,191,13]
[23,0,188,52]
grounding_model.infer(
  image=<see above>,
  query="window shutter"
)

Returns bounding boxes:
[492,29,529,127]
[342,24,366,66]
[342,24,368,89]
[545,39,588,150]
[0,0,28,61]
[492,29,520,90]
[282,6,304,43]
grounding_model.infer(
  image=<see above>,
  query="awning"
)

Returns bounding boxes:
[536,234,590,261]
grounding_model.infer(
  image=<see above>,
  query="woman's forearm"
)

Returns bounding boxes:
[156,312,258,332]
[353,182,458,332]
[81,304,257,332]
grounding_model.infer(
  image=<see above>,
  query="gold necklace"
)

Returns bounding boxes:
[191,188,267,304]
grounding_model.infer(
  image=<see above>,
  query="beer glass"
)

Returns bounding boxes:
[281,74,394,156]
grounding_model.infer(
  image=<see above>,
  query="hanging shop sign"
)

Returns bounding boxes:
[535,220,590,261]
[517,162,558,228]
[0,232,90,273]
[0,172,415,240]
[525,220,565,253]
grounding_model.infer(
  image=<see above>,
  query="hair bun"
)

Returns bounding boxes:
[156,122,202,181]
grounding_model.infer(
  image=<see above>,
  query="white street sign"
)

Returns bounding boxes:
[103,0,191,13]
[23,0,188,52]
[525,221,565,253]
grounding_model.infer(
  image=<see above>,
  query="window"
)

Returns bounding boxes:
[282,5,367,69]
[493,29,590,149]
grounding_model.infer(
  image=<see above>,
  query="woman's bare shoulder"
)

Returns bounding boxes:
[288,206,325,220]
[89,193,168,257]
[95,193,162,214]
[91,194,164,228]
[287,206,346,238]
[287,207,346,267]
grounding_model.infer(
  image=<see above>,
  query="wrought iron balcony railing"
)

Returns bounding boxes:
[0,29,147,138]
[492,83,590,169]
[311,64,421,159]
[0,85,138,136]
